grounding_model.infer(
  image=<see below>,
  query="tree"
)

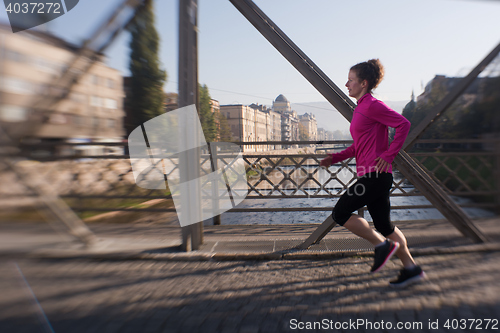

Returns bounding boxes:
[299,123,309,141]
[401,75,500,142]
[198,84,217,142]
[217,113,233,142]
[401,91,416,122]
[127,0,166,134]
[457,76,500,137]
[332,130,343,140]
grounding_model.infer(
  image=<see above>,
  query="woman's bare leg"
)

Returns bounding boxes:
[343,214,385,246]
[386,227,416,268]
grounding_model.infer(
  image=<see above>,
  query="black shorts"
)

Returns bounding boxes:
[332,172,395,237]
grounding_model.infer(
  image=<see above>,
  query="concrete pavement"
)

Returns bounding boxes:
[1,217,500,261]
[0,217,499,332]
[1,252,499,332]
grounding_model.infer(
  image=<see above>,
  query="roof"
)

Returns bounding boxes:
[275,94,288,103]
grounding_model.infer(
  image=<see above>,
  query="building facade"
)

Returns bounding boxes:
[0,23,125,143]
[221,104,253,150]
[299,112,318,141]
[272,94,291,113]
[222,103,283,152]
[249,103,282,149]
[272,94,299,146]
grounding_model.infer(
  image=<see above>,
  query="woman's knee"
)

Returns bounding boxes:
[374,223,396,238]
[386,228,407,248]
[332,207,351,226]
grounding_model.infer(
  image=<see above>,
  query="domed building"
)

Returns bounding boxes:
[272,94,291,113]
[272,94,299,145]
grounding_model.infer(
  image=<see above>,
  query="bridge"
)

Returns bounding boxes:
[0,0,499,253]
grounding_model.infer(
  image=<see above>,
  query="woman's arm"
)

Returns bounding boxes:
[373,101,411,164]
[320,144,355,167]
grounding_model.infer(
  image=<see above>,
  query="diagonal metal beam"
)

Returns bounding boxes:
[403,41,500,150]
[0,127,96,246]
[230,0,488,244]
[229,0,356,120]
[17,0,146,142]
[38,0,145,110]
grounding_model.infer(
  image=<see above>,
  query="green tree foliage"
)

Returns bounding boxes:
[402,80,450,139]
[198,84,217,142]
[299,123,309,141]
[401,94,416,125]
[127,0,166,133]
[217,113,233,142]
[456,77,500,137]
[403,75,500,142]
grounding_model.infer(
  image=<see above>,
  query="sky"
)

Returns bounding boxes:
[1,0,500,108]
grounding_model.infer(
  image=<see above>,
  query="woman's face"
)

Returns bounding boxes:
[346,70,367,100]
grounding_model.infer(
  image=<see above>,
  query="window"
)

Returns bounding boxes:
[33,57,58,74]
[104,98,117,109]
[90,96,101,107]
[0,77,33,95]
[106,79,115,89]
[71,93,87,104]
[48,114,67,125]
[4,49,26,63]
[91,75,99,85]
[72,115,85,126]
[106,119,116,128]
[0,105,28,122]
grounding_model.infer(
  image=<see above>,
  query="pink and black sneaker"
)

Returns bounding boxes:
[371,240,399,273]
[390,266,427,288]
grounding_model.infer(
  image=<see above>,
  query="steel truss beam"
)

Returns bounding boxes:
[229,0,489,245]
[0,127,96,246]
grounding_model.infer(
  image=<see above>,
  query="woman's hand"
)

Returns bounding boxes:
[375,157,390,173]
[319,156,333,168]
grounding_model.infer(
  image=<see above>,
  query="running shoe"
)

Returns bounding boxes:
[389,266,426,288]
[371,240,400,273]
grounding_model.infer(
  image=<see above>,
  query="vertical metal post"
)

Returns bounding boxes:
[496,139,500,214]
[178,0,202,251]
[209,143,222,225]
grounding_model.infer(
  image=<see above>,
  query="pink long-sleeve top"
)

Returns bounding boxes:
[332,93,411,177]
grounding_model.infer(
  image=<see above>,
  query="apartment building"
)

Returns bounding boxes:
[0,23,125,144]
[299,112,318,141]
[221,104,255,150]
[272,94,299,146]
[222,104,280,152]
[249,103,282,149]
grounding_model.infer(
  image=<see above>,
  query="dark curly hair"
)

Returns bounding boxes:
[350,59,384,92]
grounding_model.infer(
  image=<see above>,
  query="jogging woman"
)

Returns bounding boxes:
[320,59,426,287]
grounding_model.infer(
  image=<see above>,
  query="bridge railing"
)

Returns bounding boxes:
[1,139,498,222]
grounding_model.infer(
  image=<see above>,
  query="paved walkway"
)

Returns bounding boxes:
[1,217,500,260]
[0,217,499,332]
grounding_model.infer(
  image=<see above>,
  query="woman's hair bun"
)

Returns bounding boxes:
[351,59,385,91]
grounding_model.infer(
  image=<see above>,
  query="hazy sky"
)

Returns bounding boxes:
[1,0,499,107]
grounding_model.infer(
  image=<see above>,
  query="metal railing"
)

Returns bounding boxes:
[2,139,498,221]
